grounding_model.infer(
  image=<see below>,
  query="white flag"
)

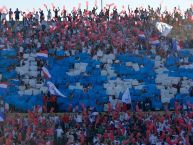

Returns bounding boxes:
[122,88,131,104]
[42,67,51,79]
[155,22,173,37]
[47,81,66,98]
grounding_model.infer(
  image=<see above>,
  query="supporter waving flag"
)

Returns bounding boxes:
[149,36,160,46]
[138,31,146,40]
[42,67,51,79]
[172,38,183,51]
[156,22,173,37]
[47,81,66,98]
[36,50,48,59]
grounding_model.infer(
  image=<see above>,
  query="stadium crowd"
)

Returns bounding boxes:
[0,4,193,52]
[0,3,193,145]
[1,104,193,145]
[0,4,193,111]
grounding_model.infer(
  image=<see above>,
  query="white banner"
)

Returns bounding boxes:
[122,88,131,104]
[156,22,173,37]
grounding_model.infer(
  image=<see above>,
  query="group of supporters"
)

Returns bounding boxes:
[1,103,193,145]
[0,3,193,145]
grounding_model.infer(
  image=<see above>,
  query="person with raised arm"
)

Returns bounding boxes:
[1,8,8,21]
[92,6,98,16]
[53,7,60,20]
[39,9,44,22]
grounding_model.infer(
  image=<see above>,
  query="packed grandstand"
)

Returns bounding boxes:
[0,2,193,145]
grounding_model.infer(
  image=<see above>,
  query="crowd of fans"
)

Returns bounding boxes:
[1,103,193,145]
[3,110,55,145]
[0,3,193,145]
[0,4,193,52]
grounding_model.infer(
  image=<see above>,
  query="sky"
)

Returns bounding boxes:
[0,0,192,13]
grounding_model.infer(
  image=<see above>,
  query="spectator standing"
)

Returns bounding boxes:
[56,126,64,145]
[39,9,44,22]
[53,7,60,19]
[14,8,20,21]
[9,8,13,21]
[47,9,52,21]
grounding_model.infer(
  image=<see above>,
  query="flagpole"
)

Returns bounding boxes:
[101,0,103,11]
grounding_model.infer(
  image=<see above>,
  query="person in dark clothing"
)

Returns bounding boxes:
[9,8,13,21]
[99,10,104,18]
[67,14,72,22]
[53,7,60,19]
[139,101,144,111]
[134,8,139,14]
[173,79,182,93]
[112,7,118,19]
[47,9,52,21]
[14,8,20,21]
[72,10,77,21]
[92,6,97,15]
[144,98,152,111]
[50,95,57,112]
[189,86,193,97]
[78,8,82,16]
[39,9,44,21]
[105,7,110,20]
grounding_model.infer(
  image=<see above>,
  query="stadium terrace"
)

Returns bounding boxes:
[0,3,193,145]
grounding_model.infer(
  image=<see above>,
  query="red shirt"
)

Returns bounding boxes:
[50,96,56,103]
[103,132,108,139]
[108,103,112,112]
[63,114,70,123]
[122,104,127,112]
[33,118,38,126]
[109,132,114,141]
[5,138,12,145]
[43,96,47,103]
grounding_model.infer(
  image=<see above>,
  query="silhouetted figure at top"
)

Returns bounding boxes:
[99,10,104,18]
[47,9,52,21]
[105,6,110,20]
[9,8,13,21]
[14,8,20,21]
[92,6,97,15]
[67,14,72,22]
[53,7,60,19]
[134,8,139,15]
[78,8,82,16]
[72,9,77,21]
[44,6,51,21]
[112,7,118,19]
[39,9,44,21]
